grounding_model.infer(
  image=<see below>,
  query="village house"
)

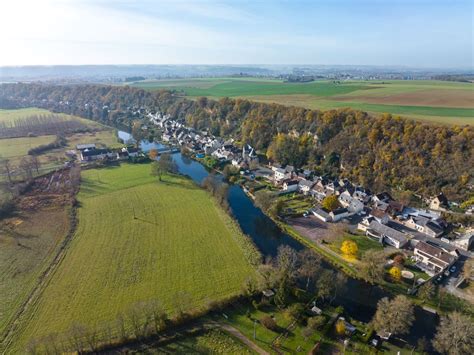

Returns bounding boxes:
[405,215,445,238]
[430,193,449,211]
[298,179,315,195]
[338,190,364,214]
[274,167,291,183]
[366,220,409,249]
[282,180,299,192]
[413,241,458,275]
[80,148,115,161]
[369,208,389,225]
[450,232,474,251]
[330,207,349,222]
[312,207,332,222]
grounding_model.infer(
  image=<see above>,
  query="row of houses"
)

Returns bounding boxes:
[77,144,140,162]
[147,111,260,168]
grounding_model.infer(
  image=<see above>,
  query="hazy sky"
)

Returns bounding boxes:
[0,0,472,67]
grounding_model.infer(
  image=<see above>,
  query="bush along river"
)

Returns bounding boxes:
[118,131,438,345]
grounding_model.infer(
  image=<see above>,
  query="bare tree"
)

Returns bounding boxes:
[0,155,13,184]
[30,155,41,175]
[371,295,414,336]
[297,249,322,290]
[84,325,100,352]
[173,291,193,321]
[19,157,33,181]
[68,322,87,353]
[433,312,474,355]
[145,300,168,334]
[127,302,150,339]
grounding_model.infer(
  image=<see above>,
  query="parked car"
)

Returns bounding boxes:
[450,265,457,273]
[444,270,450,277]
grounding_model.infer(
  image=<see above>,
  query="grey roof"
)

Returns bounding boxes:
[298,179,315,188]
[368,220,408,243]
[332,207,348,215]
[415,241,456,266]
[312,208,330,219]
[76,143,96,150]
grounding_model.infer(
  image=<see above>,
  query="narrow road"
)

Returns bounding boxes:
[217,323,270,355]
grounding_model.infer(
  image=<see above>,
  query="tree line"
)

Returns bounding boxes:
[1,83,473,200]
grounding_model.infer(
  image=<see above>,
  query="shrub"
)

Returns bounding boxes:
[341,240,358,258]
[261,315,278,331]
[389,266,402,281]
[335,319,346,336]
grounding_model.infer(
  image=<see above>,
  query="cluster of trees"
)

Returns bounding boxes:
[26,298,174,354]
[0,114,93,139]
[27,135,66,155]
[371,295,473,354]
[0,154,41,184]
[1,83,472,198]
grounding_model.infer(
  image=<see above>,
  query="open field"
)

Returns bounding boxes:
[131,78,474,125]
[0,135,57,159]
[0,108,105,129]
[0,108,118,180]
[0,209,70,339]
[7,163,255,352]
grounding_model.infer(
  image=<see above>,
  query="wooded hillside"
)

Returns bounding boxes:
[1,83,472,199]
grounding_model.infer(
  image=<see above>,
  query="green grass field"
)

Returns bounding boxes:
[0,108,118,180]
[7,163,255,352]
[0,108,105,128]
[130,78,474,125]
[0,209,70,339]
[0,135,57,159]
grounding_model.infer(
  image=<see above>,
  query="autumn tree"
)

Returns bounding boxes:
[389,266,402,281]
[335,319,346,336]
[340,240,358,259]
[148,148,159,160]
[433,312,474,355]
[417,282,435,302]
[359,250,386,285]
[371,296,414,336]
[151,153,177,181]
[254,190,274,213]
[297,249,322,290]
[0,156,13,184]
[321,194,340,211]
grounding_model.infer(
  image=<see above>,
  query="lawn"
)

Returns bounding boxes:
[131,78,474,125]
[7,163,256,353]
[326,233,383,260]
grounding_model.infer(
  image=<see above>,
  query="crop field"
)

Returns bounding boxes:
[0,135,56,159]
[131,78,474,125]
[8,163,255,352]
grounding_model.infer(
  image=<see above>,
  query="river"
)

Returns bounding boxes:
[118,131,438,345]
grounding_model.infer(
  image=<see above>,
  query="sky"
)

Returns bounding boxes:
[0,0,472,68]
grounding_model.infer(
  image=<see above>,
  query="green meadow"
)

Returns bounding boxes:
[130,78,474,125]
[7,163,255,352]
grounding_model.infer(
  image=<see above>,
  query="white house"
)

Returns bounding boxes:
[298,179,315,195]
[274,168,291,182]
[406,216,444,238]
[312,208,332,222]
[451,232,474,251]
[366,220,409,249]
[414,241,458,275]
[330,208,349,222]
[282,180,299,192]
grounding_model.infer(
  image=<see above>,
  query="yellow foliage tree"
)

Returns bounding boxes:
[340,240,358,259]
[322,195,340,211]
[335,319,346,336]
[389,266,402,281]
